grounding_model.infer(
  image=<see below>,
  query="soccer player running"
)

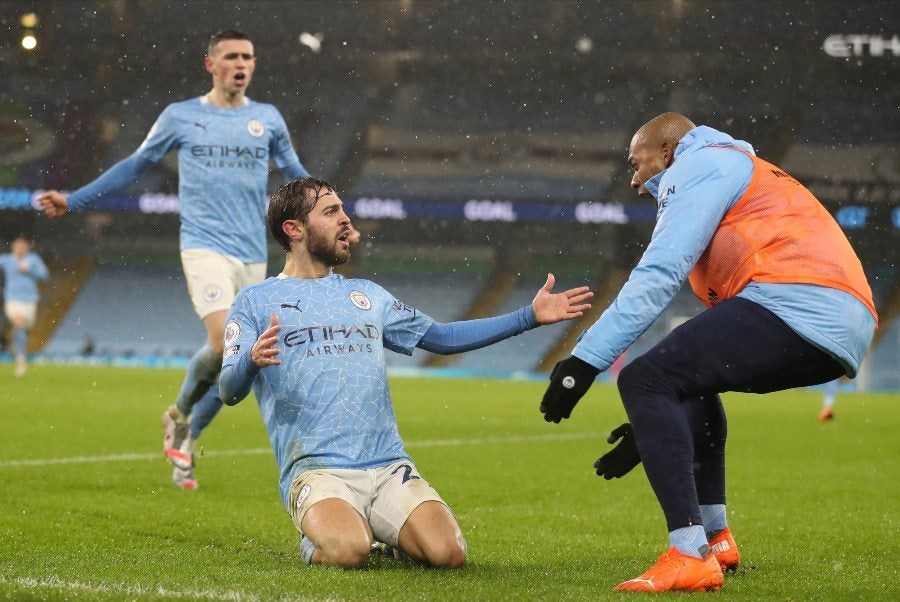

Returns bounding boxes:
[38,30,352,489]
[218,178,593,568]
[539,113,876,592]
[0,235,49,377]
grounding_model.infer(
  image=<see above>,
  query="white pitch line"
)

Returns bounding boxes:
[1,576,259,601]
[0,431,599,469]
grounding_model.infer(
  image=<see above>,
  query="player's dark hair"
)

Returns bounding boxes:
[268,177,336,252]
[208,29,251,54]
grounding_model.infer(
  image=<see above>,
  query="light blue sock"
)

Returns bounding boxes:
[669,525,709,559]
[299,536,318,565]
[190,384,224,440]
[13,328,27,356]
[823,378,839,408]
[174,344,221,416]
[700,504,727,536]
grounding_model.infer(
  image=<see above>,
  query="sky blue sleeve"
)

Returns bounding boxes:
[376,286,435,355]
[28,253,49,281]
[572,149,753,371]
[67,105,179,209]
[219,350,259,406]
[417,306,539,354]
[270,109,309,178]
[67,153,156,210]
[219,292,263,405]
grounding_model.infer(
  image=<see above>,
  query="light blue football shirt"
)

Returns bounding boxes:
[0,251,48,303]
[69,96,307,263]
[572,126,876,377]
[220,274,434,508]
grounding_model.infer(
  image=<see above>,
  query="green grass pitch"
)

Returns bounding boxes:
[1,365,897,600]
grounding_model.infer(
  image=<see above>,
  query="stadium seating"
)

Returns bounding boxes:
[782,82,900,186]
[866,320,900,390]
[44,261,205,359]
[5,0,896,390]
[347,75,642,202]
[452,274,575,374]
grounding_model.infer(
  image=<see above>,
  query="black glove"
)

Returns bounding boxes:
[593,423,641,479]
[540,356,599,423]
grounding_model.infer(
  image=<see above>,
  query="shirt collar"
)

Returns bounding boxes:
[642,127,697,200]
[644,170,665,199]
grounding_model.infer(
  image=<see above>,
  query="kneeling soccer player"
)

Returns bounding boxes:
[219,177,593,568]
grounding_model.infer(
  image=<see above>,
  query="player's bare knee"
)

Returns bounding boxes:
[208,337,225,356]
[203,310,229,355]
[426,540,467,569]
[206,326,226,355]
[322,541,371,568]
[421,533,468,569]
[311,527,372,569]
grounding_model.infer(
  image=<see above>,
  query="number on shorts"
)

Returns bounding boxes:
[390,463,420,484]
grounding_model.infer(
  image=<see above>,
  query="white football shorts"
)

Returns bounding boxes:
[180,248,266,319]
[4,300,38,328]
[288,460,449,547]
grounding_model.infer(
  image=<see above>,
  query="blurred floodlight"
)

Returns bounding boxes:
[20,13,38,28]
[576,36,593,54]
[21,33,37,51]
[299,32,323,53]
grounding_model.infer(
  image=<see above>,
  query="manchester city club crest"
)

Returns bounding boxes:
[247,120,265,137]
[349,290,372,310]
[203,283,222,302]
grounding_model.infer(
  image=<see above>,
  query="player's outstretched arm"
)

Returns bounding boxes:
[38,154,156,218]
[531,273,593,324]
[220,313,281,405]
[416,276,592,356]
[37,190,69,218]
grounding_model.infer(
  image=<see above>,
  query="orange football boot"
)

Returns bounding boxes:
[708,526,740,572]
[614,547,724,592]
[819,407,834,422]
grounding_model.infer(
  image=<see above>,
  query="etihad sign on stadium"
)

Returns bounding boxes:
[823,34,900,57]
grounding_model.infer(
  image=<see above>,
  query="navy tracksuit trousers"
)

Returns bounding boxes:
[616,297,845,531]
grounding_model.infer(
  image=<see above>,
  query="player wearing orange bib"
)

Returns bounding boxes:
[539,113,876,592]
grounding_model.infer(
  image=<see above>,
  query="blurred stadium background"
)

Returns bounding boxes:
[0,0,897,389]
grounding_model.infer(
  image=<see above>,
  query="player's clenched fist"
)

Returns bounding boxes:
[37,190,70,218]
[251,313,282,367]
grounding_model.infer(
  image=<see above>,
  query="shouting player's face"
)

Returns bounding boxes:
[305,189,353,266]
[206,39,256,96]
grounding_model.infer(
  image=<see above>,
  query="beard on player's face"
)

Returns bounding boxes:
[306,226,350,267]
